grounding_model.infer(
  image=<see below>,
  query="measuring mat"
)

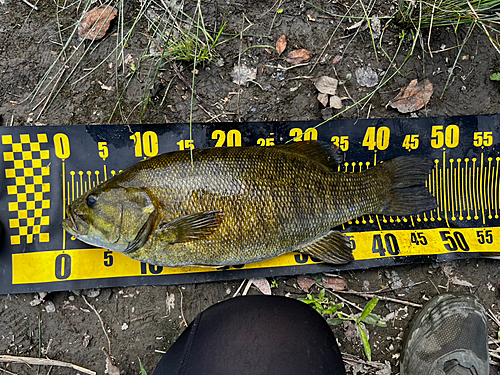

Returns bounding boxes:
[1,115,499,294]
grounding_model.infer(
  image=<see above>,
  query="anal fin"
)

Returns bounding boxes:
[300,230,354,264]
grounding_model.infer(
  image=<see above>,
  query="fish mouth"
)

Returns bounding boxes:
[62,205,89,237]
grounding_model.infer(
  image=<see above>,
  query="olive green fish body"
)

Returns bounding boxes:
[62,143,436,267]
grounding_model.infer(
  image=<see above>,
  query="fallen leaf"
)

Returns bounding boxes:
[252,277,272,295]
[317,93,329,107]
[450,276,474,288]
[230,64,257,85]
[355,66,378,87]
[105,357,120,375]
[315,76,338,95]
[276,34,287,55]
[329,95,343,110]
[321,275,347,291]
[388,79,434,113]
[297,275,316,292]
[78,5,118,40]
[332,55,342,64]
[287,49,313,65]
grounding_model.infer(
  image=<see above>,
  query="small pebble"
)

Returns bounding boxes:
[44,301,56,313]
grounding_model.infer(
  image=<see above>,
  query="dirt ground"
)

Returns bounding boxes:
[1,0,500,374]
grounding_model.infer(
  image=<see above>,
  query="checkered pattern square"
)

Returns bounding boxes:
[2,134,51,245]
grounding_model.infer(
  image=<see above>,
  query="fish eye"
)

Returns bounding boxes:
[86,194,98,207]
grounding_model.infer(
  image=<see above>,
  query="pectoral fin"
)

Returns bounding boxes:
[124,208,157,254]
[157,210,224,244]
[300,230,354,264]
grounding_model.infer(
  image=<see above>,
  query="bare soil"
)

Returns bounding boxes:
[1,0,500,374]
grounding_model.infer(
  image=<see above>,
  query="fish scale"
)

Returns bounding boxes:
[62,143,436,267]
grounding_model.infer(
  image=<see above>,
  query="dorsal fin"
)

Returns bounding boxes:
[277,141,343,168]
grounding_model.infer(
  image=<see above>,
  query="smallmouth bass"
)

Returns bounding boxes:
[62,142,436,267]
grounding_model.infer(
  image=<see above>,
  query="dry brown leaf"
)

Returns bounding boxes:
[297,275,316,292]
[78,5,118,40]
[252,277,272,295]
[276,34,287,55]
[388,79,434,113]
[317,93,329,107]
[321,275,347,291]
[332,55,342,64]
[315,76,338,95]
[287,49,313,65]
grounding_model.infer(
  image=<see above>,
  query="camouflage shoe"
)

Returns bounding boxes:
[401,293,489,375]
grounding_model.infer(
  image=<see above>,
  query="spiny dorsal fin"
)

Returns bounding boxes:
[157,210,224,244]
[299,230,354,264]
[277,141,343,168]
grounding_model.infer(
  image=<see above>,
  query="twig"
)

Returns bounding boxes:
[236,13,246,122]
[206,112,234,123]
[490,351,500,361]
[242,279,253,295]
[336,290,423,308]
[21,0,38,11]
[267,0,284,34]
[488,309,500,327]
[35,67,66,122]
[0,355,95,375]
[82,295,111,355]
[170,63,215,117]
[0,366,18,375]
[428,277,441,294]
[197,104,221,122]
[233,279,247,297]
[324,289,363,311]
[264,62,310,71]
[178,287,188,328]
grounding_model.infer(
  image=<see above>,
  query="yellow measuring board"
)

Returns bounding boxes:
[10,227,500,285]
[1,116,499,293]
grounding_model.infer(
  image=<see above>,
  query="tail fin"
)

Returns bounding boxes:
[375,156,437,216]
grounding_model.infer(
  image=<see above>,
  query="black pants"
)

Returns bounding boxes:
[153,295,346,375]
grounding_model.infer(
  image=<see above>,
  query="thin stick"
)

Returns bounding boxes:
[178,287,188,328]
[236,13,246,122]
[233,279,247,297]
[35,67,66,122]
[0,366,18,375]
[0,355,95,375]
[264,62,310,71]
[170,63,215,117]
[206,112,234,123]
[324,289,363,311]
[309,0,359,73]
[242,279,253,295]
[427,0,437,58]
[491,351,500,361]
[82,295,111,355]
[21,0,38,10]
[488,309,500,327]
[336,290,423,308]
